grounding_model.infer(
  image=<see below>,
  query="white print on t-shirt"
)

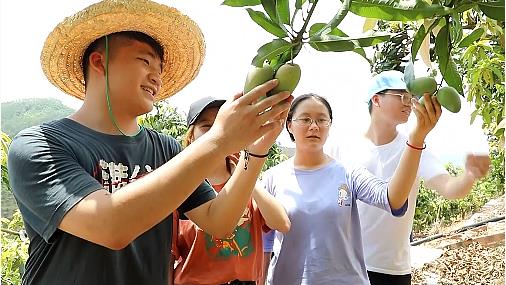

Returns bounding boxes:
[99,159,153,193]
[337,184,351,207]
[236,206,251,227]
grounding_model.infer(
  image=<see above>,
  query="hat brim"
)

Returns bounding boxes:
[40,0,205,101]
[187,99,226,126]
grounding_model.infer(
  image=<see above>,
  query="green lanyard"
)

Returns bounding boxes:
[105,35,142,137]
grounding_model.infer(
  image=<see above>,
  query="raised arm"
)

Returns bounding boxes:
[184,83,292,238]
[427,153,491,199]
[387,94,442,209]
[58,80,292,249]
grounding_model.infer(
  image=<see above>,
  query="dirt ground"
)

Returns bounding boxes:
[412,195,505,284]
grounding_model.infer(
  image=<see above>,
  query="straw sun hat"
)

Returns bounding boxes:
[40,0,205,101]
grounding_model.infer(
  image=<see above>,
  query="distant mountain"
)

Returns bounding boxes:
[1,98,75,138]
[2,98,74,218]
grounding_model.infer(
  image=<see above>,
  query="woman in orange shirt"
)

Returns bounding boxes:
[173,96,291,285]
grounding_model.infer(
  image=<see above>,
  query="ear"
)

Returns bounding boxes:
[88,51,106,76]
[287,120,294,137]
[371,94,381,107]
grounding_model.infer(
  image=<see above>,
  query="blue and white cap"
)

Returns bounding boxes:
[366,70,407,103]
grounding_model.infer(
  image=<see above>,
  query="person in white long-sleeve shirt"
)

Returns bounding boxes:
[328,70,491,285]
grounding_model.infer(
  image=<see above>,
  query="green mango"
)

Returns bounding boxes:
[436,86,461,113]
[407,77,437,97]
[243,65,274,94]
[269,63,301,95]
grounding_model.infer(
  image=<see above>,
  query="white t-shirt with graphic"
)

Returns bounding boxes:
[328,132,447,275]
[262,158,407,285]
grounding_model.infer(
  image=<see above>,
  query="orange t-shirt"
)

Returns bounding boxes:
[174,183,268,285]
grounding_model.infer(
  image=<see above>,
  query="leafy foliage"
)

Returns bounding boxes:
[1,98,74,138]
[224,0,394,70]
[1,132,18,219]
[262,142,288,172]
[224,0,504,79]
[369,21,414,74]
[457,13,505,196]
[414,163,504,233]
[1,211,28,285]
[137,102,188,144]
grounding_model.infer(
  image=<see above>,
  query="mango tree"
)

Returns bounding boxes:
[224,0,393,93]
[223,0,504,112]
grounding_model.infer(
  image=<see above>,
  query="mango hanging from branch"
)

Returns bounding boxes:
[407,76,437,97]
[243,65,275,94]
[436,86,461,113]
[269,63,301,96]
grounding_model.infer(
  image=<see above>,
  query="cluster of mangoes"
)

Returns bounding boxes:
[243,63,301,97]
[407,77,461,113]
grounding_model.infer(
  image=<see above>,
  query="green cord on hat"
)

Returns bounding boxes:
[105,35,142,137]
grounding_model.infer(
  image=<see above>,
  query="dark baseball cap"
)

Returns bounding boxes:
[187,96,226,126]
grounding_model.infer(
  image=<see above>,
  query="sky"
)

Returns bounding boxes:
[0,0,490,166]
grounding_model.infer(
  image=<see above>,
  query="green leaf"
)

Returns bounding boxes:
[271,42,303,70]
[261,0,278,22]
[450,13,463,46]
[404,61,415,86]
[435,23,463,94]
[441,57,464,94]
[309,38,357,52]
[478,0,505,21]
[308,23,355,53]
[246,8,287,38]
[309,33,390,53]
[411,25,427,62]
[348,0,451,21]
[222,0,261,7]
[458,28,485,48]
[435,21,450,73]
[494,118,506,133]
[309,23,369,61]
[310,24,390,47]
[276,0,290,25]
[251,39,293,67]
[295,0,308,9]
[411,18,440,63]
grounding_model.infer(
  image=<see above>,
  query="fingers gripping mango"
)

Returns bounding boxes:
[418,86,461,113]
[243,63,301,97]
[269,63,301,95]
[243,65,275,94]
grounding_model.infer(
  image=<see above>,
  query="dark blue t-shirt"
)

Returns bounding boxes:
[7,118,216,285]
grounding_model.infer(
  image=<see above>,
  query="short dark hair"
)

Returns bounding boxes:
[368,91,389,114]
[286,93,333,142]
[82,31,164,87]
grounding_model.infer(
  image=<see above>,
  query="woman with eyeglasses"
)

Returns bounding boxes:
[262,93,442,284]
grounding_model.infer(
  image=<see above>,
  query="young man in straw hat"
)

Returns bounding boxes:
[7,1,293,284]
[328,70,490,285]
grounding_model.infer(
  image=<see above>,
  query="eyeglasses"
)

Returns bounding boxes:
[381,92,413,106]
[292,117,331,127]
